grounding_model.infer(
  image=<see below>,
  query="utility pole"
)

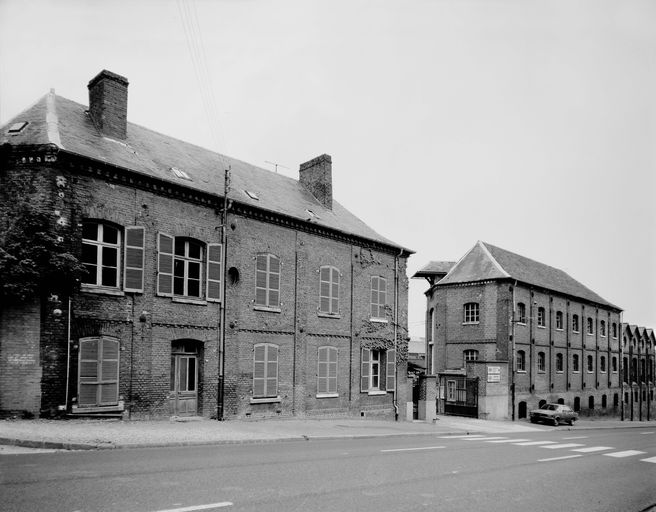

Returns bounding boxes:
[217,166,230,420]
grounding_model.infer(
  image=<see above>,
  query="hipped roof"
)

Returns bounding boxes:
[438,241,620,310]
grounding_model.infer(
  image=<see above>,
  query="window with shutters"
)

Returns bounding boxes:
[360,347,395,394]
[317,346,338,397]
[81,221,121,289]
[370,276,387,320]
[463,303,479,324]
[255,253,281,310]
[318,266,340,316]
[252,343,279,400]
[157,233,222,302]
[78,337,119,407]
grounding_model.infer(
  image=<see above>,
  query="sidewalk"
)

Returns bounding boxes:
[0,415,652,451]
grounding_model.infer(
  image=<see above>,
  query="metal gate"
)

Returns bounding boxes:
[442,376,478,418]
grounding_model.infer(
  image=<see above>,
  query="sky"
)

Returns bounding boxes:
[1,0,654,337]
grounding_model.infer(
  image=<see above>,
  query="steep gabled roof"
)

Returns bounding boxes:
[1,91,412,254]
[438,241,620,310]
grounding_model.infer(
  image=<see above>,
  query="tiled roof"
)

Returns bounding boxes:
[1,92,412,254]
[438,241,620,310]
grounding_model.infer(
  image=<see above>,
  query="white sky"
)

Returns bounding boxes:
[1,0,654,337]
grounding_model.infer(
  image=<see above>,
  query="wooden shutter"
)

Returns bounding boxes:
[328,347,338,393]
[255,254,268,306]
[157,232,174,296]
[100,338,119,405]
[206,243,222,302]
[267,345,279,397]
[361,348,370,392]
[318,346,328,394]
[123,226,145,293]
[78,338,99,406]
[386,349,396,392]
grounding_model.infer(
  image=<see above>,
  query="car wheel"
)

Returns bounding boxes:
[567,420,573,426]
[553,417,560,426]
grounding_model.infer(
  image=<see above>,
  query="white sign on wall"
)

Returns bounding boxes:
[487,366,501,382]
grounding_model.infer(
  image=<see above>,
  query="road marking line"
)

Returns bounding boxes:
[541,443,585,449]
[381,446,445,453]
[604,450,647,458]
[151,503,233,512]
[515,441,558,446]
[538,455,582,462]
[487,438,532,443]
[462,436,508,441]
[438,435,485,439]
[571,446,614,453]
[639,432,654,435]
[562,436,588,440]
[640,456,656,463]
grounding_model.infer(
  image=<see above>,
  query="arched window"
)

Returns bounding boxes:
[463,349,479,364]
[573,396,581,412]
[612,356,618,373]
[587,355,594,373]
[587,317,594,335]
[602,395,607,408]
[588,396,594,410]
[572,354,580,373]
[555,311,563,330]
[517,303,526,324]
[600,320,606,337]
[612,322,618,338]
[537,352,546,372]
[572,314,580,333]
[600,355,606,373]
[463,302,480,323]
[537,307,546,327]
[516,350,526,372]
[556,353,564,372]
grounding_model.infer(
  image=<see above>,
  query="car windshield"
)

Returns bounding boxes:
[540,404,558,411]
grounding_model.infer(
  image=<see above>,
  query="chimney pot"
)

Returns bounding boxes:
[88,70,129,139]
[299,154,332,210]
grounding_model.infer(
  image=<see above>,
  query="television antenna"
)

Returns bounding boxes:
[265,160,289,173]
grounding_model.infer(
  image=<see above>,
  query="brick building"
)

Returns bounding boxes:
[0,70,412,420]
[414,241,655,421]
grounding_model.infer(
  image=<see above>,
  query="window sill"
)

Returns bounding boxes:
[556,370,564,374]
[573,331,580,334]
[516,370,526,374]
[316,393,339,399]
[537,325,546,329]
[318,312,341,319]
[516,322,527,326]
[80,285,124,296]
[250,396,281,404]
[172,297,207,306]
[367,390,387,396]
[462,321,480,326]
[254,305,282,314]
[369,317,388,324]
[555,328,564,331]
[71,402,124,413]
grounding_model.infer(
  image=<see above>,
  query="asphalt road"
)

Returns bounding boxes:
[1,428,654,512]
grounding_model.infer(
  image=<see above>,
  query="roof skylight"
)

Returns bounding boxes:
[7,121,28,134]
[245,190,259,200]
[170,167,192,181]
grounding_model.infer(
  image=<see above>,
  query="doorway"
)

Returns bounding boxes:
[170,340,199,416]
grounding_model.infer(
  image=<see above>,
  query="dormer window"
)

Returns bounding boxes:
[170,167,192,181]
[7,121,28,134]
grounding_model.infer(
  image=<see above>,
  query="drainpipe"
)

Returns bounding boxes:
[620,314,624,421]
[217,167,230,421]
[64,296,72,412]
[392,249,402,421]
[511,281,517,421]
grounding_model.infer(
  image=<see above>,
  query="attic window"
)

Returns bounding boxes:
[245,190,259,200]
[305,209,320,220]
[170,167,192,181]
[7,122,28,134]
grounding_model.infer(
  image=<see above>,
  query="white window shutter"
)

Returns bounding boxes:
[206,243,222,302]
[361,348,370,392]
[157,232,174,296]
[123,226,145,293]
[386,349,396,392]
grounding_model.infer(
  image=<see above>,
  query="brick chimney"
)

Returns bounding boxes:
[299,154,332,210]
[87,70,129,139]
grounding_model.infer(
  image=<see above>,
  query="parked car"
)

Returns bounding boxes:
[529,403,578,426]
